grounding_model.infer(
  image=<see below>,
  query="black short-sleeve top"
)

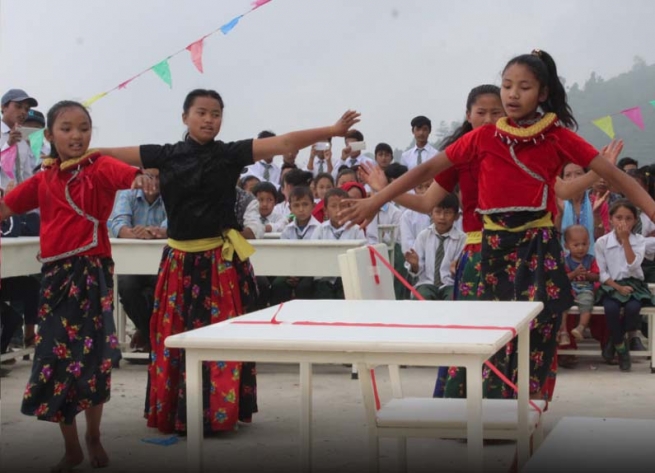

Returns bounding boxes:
[140,137,254,240]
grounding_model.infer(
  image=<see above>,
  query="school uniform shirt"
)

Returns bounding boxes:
[280,216,321,240]
[272,200,291,220]
[1,120,37,189]
[406,224,466,289]
[400,143,438,170]
[260,212,287,233]
[306,158,330,177]
[331,154,375,180]
[639,212,655,237]
[243,197,265,239]
[311,220,366,283]
[595,231,646,283]
[241,160,281,188]
[108,189,167,238]
[140,137,253,240]
[400,208,431,254]
[366,203,403,246]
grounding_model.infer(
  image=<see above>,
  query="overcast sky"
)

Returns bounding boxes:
[1,0,654,166]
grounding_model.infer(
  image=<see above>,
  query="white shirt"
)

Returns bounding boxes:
[1,120,37,189]
[244,198,265,239]
[595,231,646,283]
[306,158,330,177]
[272,201,290,220]
[260,211,288,233]
[311,220,365,241]
[639,212,655,237]
[241,160,281,188]
[400,209,432,254]
[400,143,438,170]
[280,216,321,240]
[366,203,403,246]
[331,153,375,180]
[406,224,465,289]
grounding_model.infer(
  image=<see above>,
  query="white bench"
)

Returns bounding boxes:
[341,245,545,472]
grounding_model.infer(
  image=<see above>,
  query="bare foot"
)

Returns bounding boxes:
[50,449,84,473]
[85,435,109,469]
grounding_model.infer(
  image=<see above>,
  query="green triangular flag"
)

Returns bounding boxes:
[592,115,615,139]
[650,100,655,108]
[29,129,45,158]
[152,59,172,88]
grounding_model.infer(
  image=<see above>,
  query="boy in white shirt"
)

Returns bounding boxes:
[312,188,365,299]
[400,116,438,170]
[271,187,321,304]
[405,194,465,301]
[400,179,433,253]
[332,129,375,180]
[241,130,281,187]
[253,182,286,233]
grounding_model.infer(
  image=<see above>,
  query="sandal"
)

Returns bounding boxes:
[570,325,585,341]
[558,331,571,346]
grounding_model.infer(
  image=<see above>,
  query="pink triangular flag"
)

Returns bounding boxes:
[118,77,136,89]
[621,106,645,130]
[186,39,204,73]
[0,145,18,180]
[251,0,272,10]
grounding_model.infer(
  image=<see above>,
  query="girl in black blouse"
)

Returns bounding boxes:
[100,89,359,435]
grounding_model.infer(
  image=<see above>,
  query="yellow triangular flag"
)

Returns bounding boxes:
[592,115,615,139]
[82,92,108,108]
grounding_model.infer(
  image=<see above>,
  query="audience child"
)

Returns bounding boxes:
[236,186,265,239]
[336,167,358,188]
[279,161,298,187]
[306,140,333,177]
[313,172,334,202]
[617,157,638,172]
[241,130,281,187]
[273,168,313,222]
[253,181,286,233]
[239,175,261,194]
[400,115,438,170]
[374,142,394,172]
[332,129,374,180]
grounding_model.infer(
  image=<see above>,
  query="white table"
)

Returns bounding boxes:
[165,299,542,472]
[1,237,41,277]
[521,416,655,472]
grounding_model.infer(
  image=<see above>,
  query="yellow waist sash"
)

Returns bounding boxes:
[482,213,554,233]
[465,231,482,245]
[167,229,255,261]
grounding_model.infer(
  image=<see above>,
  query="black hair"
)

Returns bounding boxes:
[618,157,639,171]
[345,129,364,142]
[627,168,648,188]
[435,193,460,213]
[638,165,655,198]
[374,142,393,156]
[438,84,500,150]
[336,168,357,182]
[46,100,93,159]
[503,50,577,130]
[289,185,314,204]
[282,168,313,187]
[313,172,334,186]
[258,130,276,139]
[183,89,224,114]
[384,162,408,181]
[410,115,432,131]
[252,181,278,199]
[324,188,349,207]
[560,161,589,178]
[281,162,298,172]
[239,175,260,189]
[564,224,589,242]
[609,198,638,219]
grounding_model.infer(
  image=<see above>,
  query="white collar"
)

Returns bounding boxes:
[296,216,320,229]
[413,143,431,153]
[429,224,461,239]
[259,160,276,168]
[606,230,637,249]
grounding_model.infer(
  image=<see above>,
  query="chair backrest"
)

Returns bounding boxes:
[345,244,396,301]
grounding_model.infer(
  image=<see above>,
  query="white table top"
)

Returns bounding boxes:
[522,416,655,472]
[165,299,542,355]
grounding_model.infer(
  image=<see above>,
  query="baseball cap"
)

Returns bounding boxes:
[1,89,38,107]
[25,109,45,126]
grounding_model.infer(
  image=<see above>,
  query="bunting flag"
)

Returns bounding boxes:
[29,129,45,158]
[592,116,615,139]
[80,1,275,107]
[621,106,645,130]
[152,59,173,88]
[651,100,655,108]
[0,145,18,180]
[186,39,205,73]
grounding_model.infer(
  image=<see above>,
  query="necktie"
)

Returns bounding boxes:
[263,163,271,181]
[349,157,358,167]
[635,214,643,235]
[416,148,424,166]
[433,234,448,287]
[318,160,325,174]
[260,216,267,224]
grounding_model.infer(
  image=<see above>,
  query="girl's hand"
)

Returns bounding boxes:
[600,139,624,166]
[592,190,610,213]
[615,221,631,240]
[324,148,333,163]
[341,146,352,161]
[617,285,634,297]
[404,249,419,273]
[338,197,380,229]
[132,173,157,195]
[330,110,361,137]
[359,162,388,192]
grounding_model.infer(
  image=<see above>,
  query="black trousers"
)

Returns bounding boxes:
[118,275,158,345]
[603,297,642,345]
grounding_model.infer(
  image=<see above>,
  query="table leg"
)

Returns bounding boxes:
[113,273,125,346]
[466,361,484,472]
[186,351,204,472]
[517,325,530,468]
[299,362,313,472]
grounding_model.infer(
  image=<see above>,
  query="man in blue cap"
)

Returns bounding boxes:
[1,88,39,190]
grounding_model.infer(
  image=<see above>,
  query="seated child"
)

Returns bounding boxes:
[404,194,465,301]
[239,175,260,194]
[374,142,394,172]
[559,225,600,345]
[313,173,334,203]
[270,187,321,305]
[253,181,286,233]
[273,169,313,222]
[311,188,365,299]
[336,168,357,188]
[400,179,433,253]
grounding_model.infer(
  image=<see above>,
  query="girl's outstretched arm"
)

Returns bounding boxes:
[339,151,453,228]
[252,111,360,162]
[96,147,143,167]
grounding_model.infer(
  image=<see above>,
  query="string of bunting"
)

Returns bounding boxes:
[21,0,274,155]
[591,100,655,139]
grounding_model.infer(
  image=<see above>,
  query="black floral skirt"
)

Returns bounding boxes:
[21,256,120,424]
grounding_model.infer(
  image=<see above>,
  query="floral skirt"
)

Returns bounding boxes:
[147,246,259,435]
[21,257,119,424]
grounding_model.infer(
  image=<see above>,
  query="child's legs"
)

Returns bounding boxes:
[576,291,595,327]
[623,298,643,335]
[603,297,626,345]
[314,280,337,299]
[438,285,454,301]
[295,277,315,300]
[56,419,84,468]
[84,404,103,439]
[415,284,440,301]
[270,277,293,305]
[84,404,109,467]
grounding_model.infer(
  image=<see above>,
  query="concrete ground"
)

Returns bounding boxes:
[1,354,654,473]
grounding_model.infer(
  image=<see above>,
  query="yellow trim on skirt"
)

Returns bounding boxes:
[465,231,482,245]
[167,229,255,261]
[482,213,554,233]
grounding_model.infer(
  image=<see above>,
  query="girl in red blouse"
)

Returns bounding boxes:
[97,89,360,436]
[341,50,655,403]
[0,101,150,472]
